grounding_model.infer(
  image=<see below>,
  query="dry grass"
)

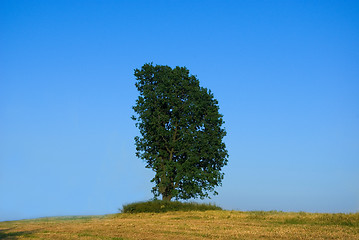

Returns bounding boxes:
[1,211,358,239]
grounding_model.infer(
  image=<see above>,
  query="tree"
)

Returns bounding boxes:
[132,63,228,201]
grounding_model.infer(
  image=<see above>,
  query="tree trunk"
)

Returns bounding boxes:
[162,191,172,201]
[162,194,172,201]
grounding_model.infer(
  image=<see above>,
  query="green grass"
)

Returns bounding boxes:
[244,210,359,227]
[121,200,222,213]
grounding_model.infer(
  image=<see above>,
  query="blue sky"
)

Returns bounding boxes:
[1,0,358,221]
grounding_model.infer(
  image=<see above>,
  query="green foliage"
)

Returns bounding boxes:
[121,200,222,213]
[132,63,228,201]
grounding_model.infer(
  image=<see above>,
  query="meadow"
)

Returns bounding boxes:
[1,210,358,239]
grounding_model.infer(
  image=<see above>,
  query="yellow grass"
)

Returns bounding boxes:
[1,211,358,239]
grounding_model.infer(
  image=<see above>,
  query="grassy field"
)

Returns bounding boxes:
[1,211,358,239]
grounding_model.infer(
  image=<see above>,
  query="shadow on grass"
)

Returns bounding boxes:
[0,228,38,239]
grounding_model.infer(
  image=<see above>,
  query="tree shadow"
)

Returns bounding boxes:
[0,228,38,239]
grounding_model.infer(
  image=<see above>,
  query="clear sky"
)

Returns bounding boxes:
[1,0,358,221]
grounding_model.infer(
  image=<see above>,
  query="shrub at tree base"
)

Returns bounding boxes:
[121,200,222,213]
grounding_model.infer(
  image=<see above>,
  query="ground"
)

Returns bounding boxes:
[1,211,358,239]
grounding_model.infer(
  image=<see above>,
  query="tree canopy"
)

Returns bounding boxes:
[132,63,228,201]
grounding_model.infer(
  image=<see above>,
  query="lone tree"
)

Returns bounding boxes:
[132,63,228,201]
